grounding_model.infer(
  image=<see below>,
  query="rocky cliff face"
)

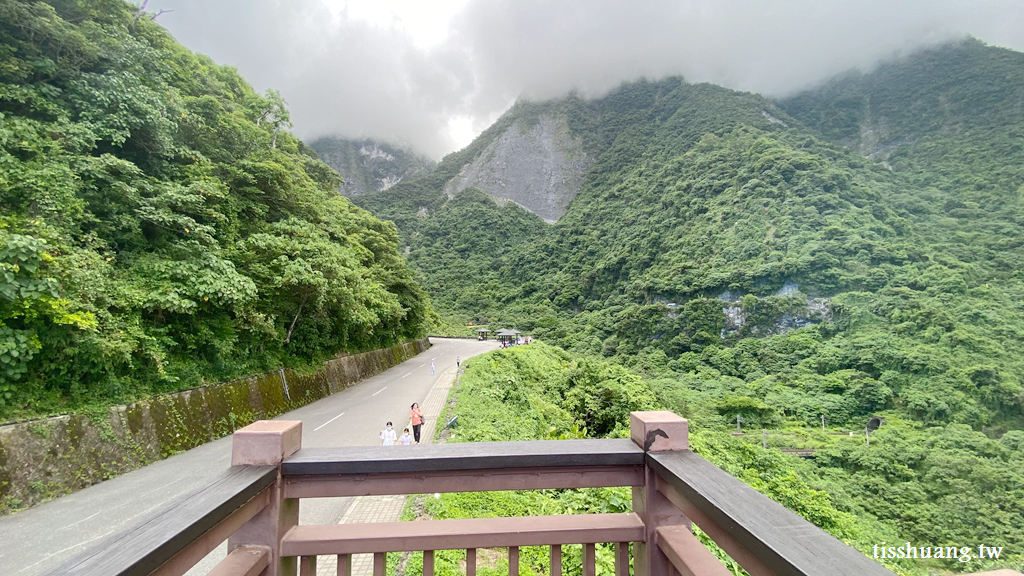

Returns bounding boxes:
[442,114,591,223]
[310,137,435,196]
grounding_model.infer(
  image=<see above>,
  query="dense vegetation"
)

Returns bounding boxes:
[0,0,430,421]
[356,39,1024,573]
[413,344,1022,575]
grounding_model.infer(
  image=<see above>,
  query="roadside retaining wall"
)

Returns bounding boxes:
[0,338,430,514]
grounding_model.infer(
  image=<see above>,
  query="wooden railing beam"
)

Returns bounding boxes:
[423,550,435,576]
[583,543,596,576]
[649,450,897,576]
[509,546,519,576]
[630,412,691,576]
[655,526,733,576]
[337,553,352,576]
[281,513,644,556]
[206,545,270,576]
[229,420,303,576]
[39,466,276,576]
[151,488,271,576]
[656,478,775,576]
[282,439,644,477]
[615,542,630,576]
[283,466,643,499]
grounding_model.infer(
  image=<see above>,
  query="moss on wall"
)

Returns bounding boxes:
[0,338,430,515]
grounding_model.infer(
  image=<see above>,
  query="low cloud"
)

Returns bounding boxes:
[154,0,1024,158]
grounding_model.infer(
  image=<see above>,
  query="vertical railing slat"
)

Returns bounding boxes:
[509,546,519,576]
[584,543,596,576]
[550,545,562,576]
[467,548,477,576]
[338,553,351,576]
[423,550,435,576]
[374,552,386,576]
[615,542,630,576]
[300,555,317,576]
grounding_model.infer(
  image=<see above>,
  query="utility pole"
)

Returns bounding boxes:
[762,429,767,449]
[736,415,742,433]
[866,427,870,447]
[821,414,825,431]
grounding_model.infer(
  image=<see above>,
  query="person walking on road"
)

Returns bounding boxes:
[380,421,397,446]
[410,403,424,444]
[456,356,461,369]
[430,359,435,374]
[399,428,413,445]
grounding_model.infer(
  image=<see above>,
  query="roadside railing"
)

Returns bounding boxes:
[47,411,1010,576]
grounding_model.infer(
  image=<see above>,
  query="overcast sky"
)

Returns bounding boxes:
[151,0,1024,159]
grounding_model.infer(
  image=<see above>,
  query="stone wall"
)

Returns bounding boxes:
[0,338,430,514]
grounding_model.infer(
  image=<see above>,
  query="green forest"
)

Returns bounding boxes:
[426,344,1023,575]
[2,1,1022,573]
[0,0,430,420]
[354,39,1024,573]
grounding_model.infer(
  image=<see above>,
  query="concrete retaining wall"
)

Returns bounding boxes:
[0,338,430,514]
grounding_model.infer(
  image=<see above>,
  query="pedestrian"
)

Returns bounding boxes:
[410,402,424,443]
[399,428,413,445]
[430,359,435,374]
[380,421,397,446]
[456,356,460,368]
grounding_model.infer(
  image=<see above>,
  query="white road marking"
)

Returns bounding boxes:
[63,510,102,529]
[372,386,387,396]
[402,372,412,378]
[313,412,346,432]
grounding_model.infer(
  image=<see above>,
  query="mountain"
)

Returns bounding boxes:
[0,1,430,420]
[354,41,1024,433]
[350,41,1024,571]
[309,137,434,197]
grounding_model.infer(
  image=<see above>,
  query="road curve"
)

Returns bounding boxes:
[0,338,499,576]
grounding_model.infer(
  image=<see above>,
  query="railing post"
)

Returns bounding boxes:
[630,411,690,576]
[228,420,303,576]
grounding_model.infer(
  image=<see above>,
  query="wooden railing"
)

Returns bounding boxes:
[44,411,1016,576]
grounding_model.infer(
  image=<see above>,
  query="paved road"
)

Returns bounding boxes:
[0,338,499,576]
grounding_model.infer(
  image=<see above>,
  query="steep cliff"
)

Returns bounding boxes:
[441,113,591,223]
[310,137,435,196]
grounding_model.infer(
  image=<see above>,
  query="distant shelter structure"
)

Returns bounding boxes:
[475,328,491,340]
[495,328,522,346]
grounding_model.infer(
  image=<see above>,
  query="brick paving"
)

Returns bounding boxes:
[316,365,461,576]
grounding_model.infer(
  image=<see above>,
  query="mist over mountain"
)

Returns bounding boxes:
[310,137,435,197]
[152,0,1024,159]
[347,40,1024,569]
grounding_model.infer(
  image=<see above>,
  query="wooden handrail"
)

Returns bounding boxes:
[283,464,644,498]
[648,450,897,576]
[39,466,276,576]
[280,513,645,556]
[206,546,270,576]
[655,526,733,576]
[281,438,644,476]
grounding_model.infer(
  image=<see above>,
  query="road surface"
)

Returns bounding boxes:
[0,338,499,576]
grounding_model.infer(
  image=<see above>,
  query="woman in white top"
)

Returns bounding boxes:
[399,428,413,445]
[380,421,397,445]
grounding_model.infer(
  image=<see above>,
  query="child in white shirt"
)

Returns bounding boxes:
[380,421,397,445]
[399,428,413,445]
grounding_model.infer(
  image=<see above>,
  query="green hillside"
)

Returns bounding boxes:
[358,44,1024,432]
[353,40,1024,572]
[0,0,430,421]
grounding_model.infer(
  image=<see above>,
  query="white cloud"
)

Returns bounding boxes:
[153,0,1024,159]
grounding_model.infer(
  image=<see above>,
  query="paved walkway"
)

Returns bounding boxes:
[2,339,497,576]
[316,363,462,576]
